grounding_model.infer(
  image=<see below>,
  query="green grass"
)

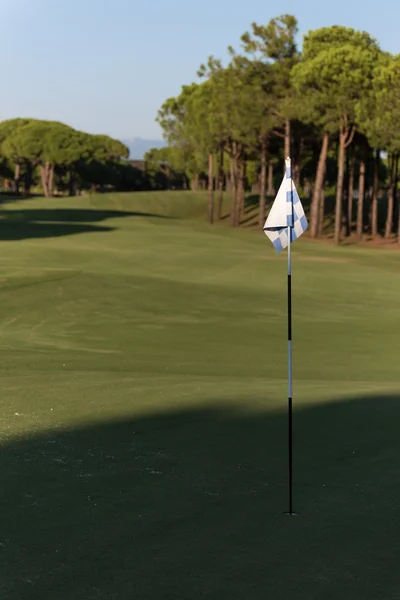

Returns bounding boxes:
[0,191,399,599]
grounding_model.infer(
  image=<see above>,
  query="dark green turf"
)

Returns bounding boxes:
[0,192,399,599]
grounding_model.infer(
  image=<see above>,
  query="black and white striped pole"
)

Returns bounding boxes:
[287,224,294,516]
[263,156,308,515]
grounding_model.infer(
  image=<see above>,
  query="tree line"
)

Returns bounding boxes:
[0,118,159,196]
[151,17,400,243]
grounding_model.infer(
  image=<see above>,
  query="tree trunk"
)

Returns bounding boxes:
[385,155,395,239]
[208,153,214,225]
[217,180,223,220]
[230,152,238,227]
[347,151,355,235]
[40,164,49,197]
[397,156,400,243]
[395,156,399,243]
[40,161,54,197]
[318,186,325,236]
[14,163,21,195]
[356,160,366,240]
[310,132,329,238]
[242,160,247,216]
[371,150,380,237]
[48,165,54,197]
[386,185,394,239]
[284,119,291,160]
[267,161,274,196]
[23,163,32,196]
[334,133,346,244]
[237,159,246,223]
[335,119,355,244]
[191,175,199,191]
[217,147,224,220]
[259,139,268,229]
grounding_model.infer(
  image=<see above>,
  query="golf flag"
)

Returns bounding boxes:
[262,157,308,515]
[263,157,308,252]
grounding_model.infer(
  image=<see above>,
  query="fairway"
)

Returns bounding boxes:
[0,192,399,599]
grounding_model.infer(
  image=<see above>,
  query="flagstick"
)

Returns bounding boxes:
[263,156,306,515]
[287,226,293,515]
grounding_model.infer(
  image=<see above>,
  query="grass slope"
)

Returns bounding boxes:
[0,191,399,599]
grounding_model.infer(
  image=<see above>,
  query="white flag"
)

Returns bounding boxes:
[263,157,308,253]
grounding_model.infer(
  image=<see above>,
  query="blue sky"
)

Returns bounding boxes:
[0,0,398,140]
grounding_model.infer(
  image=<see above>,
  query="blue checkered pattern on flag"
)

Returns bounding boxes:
[263,157,308,253]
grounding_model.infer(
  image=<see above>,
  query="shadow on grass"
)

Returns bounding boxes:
[0,220,116,240]
[245,194,261,207]
[0,192,44,204]
[0,208,172,241]
[1,393,399,599]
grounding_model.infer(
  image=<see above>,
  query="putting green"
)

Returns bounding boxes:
[0,192,399,599]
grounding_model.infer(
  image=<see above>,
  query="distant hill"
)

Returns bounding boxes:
[123,138,166,159]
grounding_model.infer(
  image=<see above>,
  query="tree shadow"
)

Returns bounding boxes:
[240,211,259,227]
[245,194,260,207]
[0,208,172,241]
[0,220,115,241]
[0,192,44,204]
[1,393,399,599]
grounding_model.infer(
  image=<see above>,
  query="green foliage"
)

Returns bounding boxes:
[359,54,400,152]
[2,120,49,164]
[0,118,135,195]
[239,11,299,112]
[156,84,209,180]
[241,14,298,61]
[155,17,400,241]
[292,27,381,132]
[42,123,86,166]
[302,25,379,58]
[0,118,33,144]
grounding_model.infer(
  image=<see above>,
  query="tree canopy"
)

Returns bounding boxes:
[153,17,400,244]
[0,118,142,196]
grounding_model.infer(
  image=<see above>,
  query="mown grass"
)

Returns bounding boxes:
[0,191,399,599]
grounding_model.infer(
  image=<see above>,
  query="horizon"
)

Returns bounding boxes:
[1,0,399,141]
